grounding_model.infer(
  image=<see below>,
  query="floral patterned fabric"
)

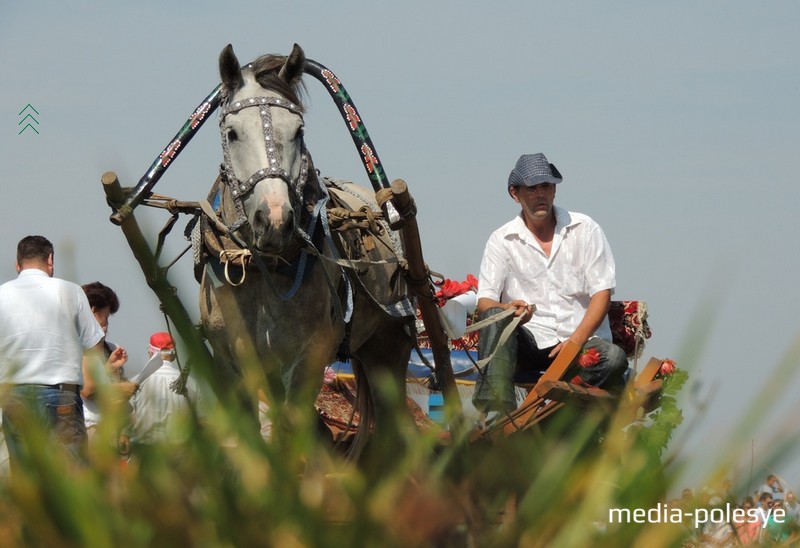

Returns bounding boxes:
[607,300,651,359]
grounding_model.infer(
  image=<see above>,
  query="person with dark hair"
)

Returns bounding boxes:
[82,281,120,320]
[472,154,628,419]
[0,236,105,472]
[80,282,137,439]
[758,474,786,502]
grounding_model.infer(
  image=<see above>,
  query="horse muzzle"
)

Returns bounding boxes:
[250,202,296,253]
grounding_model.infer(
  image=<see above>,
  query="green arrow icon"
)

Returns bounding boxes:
[18,104,40,135]
[19,113,39,125]
[19,104,40,116]
[19,124,39,135]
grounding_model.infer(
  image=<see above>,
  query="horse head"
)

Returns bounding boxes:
[218,44,315,255]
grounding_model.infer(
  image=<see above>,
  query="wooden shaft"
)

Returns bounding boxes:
[101,171,216,389]
[390,179,460,414]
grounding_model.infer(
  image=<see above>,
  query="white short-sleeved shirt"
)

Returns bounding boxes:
[0,269,104,385]
[476,206,616,348]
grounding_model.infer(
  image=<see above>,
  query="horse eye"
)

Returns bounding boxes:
[226,128,238,142]
[295,127,304,141]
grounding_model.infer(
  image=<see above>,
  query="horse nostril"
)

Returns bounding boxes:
[253,209,266,229]
[283,211,294,234]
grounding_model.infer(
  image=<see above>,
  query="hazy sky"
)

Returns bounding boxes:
[2,2,799,494]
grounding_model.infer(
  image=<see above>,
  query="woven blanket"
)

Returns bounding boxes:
[608,300,651,359]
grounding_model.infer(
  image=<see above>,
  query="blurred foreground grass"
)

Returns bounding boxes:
[0,365,703,548]
[3,331,800,547]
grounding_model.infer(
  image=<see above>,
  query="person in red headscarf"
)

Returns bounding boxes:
[130,332,203,453]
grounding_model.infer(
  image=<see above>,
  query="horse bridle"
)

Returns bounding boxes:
[218,93,310,235]
[216,89,353,319]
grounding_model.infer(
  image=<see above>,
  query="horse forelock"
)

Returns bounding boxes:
[247,54,307,111]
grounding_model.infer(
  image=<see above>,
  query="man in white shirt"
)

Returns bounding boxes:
[131,332,201,448]
[473,154,628,415]
[758,474,786,502]
[0,236,105,472]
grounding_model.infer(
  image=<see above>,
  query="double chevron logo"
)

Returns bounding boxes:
[18,104,40,135]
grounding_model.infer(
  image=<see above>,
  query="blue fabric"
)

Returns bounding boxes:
[329,348,480,382]
[2,384,88,473]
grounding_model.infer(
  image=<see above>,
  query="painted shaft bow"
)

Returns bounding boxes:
[109,85,223,225]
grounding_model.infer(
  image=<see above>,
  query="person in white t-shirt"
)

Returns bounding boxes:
[131,332,201,449]
[0,235,105,472]
[758,474,786,502]
[472,154,628,417]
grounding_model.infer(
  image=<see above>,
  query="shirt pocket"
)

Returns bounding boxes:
[558,263,586,297]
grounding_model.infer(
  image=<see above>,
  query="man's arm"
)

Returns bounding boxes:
[477,297,534,324]
[548,289,611,358]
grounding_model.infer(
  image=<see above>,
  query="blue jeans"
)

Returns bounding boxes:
[2,384,88,474]
[472,307,629,413]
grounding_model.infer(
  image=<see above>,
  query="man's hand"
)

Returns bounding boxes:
[506,299,534,324]
[548,336,588,359]
[548,341,565,359]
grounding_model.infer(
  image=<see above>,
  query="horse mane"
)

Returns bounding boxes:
[249,54,307,112]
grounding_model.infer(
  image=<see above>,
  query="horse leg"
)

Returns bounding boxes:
[200,277,265,432]
[349,319,413,465]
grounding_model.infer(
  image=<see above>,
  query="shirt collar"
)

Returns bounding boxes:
[509,205,581,238]
[18,268,49,278]
[553,205,581,233]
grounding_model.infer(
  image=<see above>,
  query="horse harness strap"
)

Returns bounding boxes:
[218,95,310,233]
[198,192,310,289]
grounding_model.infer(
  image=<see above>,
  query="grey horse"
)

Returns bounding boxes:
[199,44,414,457]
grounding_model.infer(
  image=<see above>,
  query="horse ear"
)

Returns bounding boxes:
[219,44,244,92]
[278,43,305,85]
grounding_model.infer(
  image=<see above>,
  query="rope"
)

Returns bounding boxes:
[158,310,190,399]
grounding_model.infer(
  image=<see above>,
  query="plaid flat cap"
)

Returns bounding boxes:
[507,153,563,188]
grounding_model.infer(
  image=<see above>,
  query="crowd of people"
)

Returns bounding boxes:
[678,475,800,546]
[0,235,201,476]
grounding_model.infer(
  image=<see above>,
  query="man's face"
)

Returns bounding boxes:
[509,183,556,222]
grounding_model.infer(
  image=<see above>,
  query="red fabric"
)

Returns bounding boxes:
[607,300,651,358]
[149,332,174,350]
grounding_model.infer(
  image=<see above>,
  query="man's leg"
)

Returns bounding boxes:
[573,338,629,390]
[1,387,29,476]
[472,307,519,414]
[45,388,89,465]
[3,386,88,475]
[515,328,555,383]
